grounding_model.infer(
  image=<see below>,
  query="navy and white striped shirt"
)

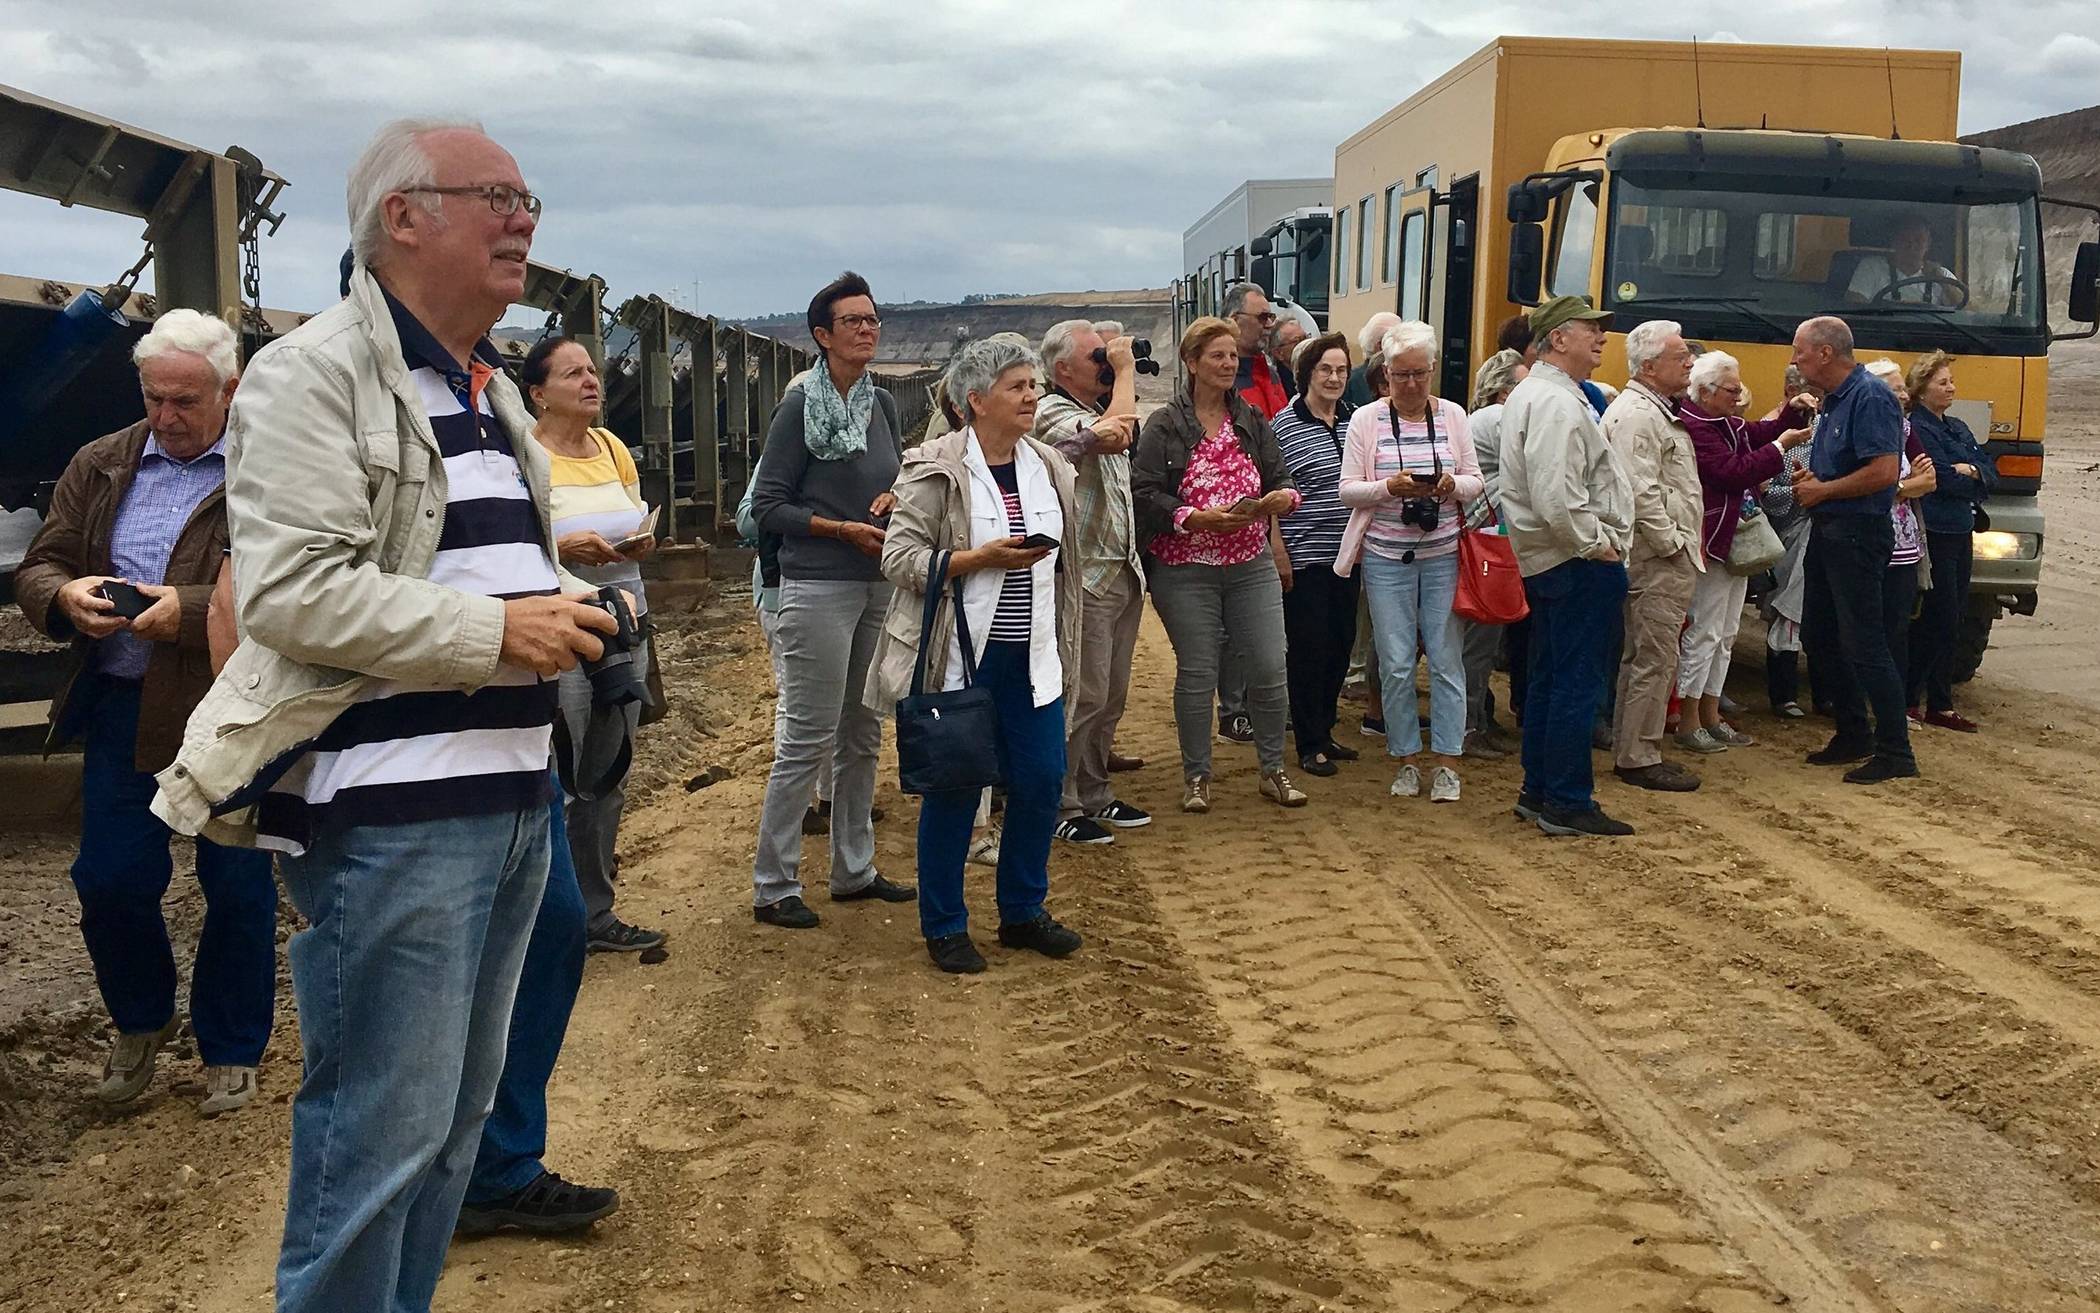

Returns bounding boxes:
[987,460,1031,643]
[1271,397,1354,570]
[256,296,560,853]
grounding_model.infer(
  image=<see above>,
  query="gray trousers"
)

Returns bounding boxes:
[556,641,649,934]
[1458,616,1505,733]
[752,577,892,907]
[1149,553,1290,777]
[1217,632,1248,722]
[1061,566,1145,818]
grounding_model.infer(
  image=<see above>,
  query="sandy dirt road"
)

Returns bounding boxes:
[2,358,2098,1312]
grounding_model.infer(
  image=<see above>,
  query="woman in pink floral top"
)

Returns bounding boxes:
[1131,318,1305,814]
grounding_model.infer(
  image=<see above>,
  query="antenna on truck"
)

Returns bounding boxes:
[1884,47,1902,139]
[1691,35,1707,129]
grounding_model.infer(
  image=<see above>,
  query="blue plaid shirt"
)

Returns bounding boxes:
[99,434,227,679]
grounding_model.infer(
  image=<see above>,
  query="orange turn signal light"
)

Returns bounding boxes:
[1996,455,2043,479]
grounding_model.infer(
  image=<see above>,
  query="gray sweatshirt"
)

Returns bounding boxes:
[750,384,902,582]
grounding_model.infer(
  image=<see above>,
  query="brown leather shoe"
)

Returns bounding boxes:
[1106,750,1146,772]
[1613,761,1701,792]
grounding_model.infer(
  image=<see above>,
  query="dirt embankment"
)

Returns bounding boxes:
[1,361,2099,1311]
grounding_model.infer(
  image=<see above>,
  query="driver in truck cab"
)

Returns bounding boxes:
[1846,215,1955,306]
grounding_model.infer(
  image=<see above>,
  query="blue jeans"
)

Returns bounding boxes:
[1360,550,1465,758]
[275,806,550,1313]
[916,641,1064,940]
[71,675,276,1065]
[1520,558,1629,812]
[466,783,585,1204]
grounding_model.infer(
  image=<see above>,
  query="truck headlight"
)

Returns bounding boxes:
[1973,530,2040,561]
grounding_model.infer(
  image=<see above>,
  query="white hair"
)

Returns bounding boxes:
[346,117,484,269]
[1623,319,1683,374]
[1380,320,1438,366]
[1039,318,1095,381]
[945,335,1040,422]
[1687,349,1740,401]
[1862,357,1903,383]
[1092,319,1123,339]
[132,308,240,385]
[1357,311,1401,361]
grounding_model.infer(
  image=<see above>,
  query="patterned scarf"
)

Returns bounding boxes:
[803,360,876,461]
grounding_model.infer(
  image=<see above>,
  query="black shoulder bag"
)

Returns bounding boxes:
[895,549,1004,796]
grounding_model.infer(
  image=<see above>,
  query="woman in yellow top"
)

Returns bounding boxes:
[524,335,663,954]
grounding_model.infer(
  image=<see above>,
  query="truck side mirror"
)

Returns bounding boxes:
[1250,234,1274,258]
[2070,241,2100,325]
[1508,184,1549,224]
[1251,255,1275,294]
[1508,223,1545,305]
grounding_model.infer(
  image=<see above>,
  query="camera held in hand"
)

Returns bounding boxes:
[1092,338,1162,387]
[579,585,647,708]
[1400,496,1441,532]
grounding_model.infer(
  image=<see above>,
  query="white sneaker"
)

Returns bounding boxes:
[1676,727,1728,754]
[97,1016,180,1104]
[200,1065,258,1118]
[1390,764,1421,798]
[1711,722,1757,748]
[966,827,1000,866]
[1430,766,1462,803]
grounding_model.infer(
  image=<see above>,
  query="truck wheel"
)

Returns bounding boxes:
[1952,611,1993,684]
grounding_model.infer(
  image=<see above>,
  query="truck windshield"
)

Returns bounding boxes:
[1603,178,2044,353]
[1268,220,1330,317]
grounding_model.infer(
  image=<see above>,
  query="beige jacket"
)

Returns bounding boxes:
[1499,362,1635,576]
[863,429,1082,716]
[1601,380,1705,573]
[151,267,582,846]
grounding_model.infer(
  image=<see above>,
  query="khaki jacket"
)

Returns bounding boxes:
[15,421,227,772]
[150,267,580,846]
[1601,380,1705,573]
[1499,362,1635,576]
[863,430,1082,716]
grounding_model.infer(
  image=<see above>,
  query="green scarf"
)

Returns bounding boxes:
[804,361,876,461]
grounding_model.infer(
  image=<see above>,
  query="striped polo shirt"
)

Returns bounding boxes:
[255,296,560,853]
[1362,399,1464,561]
[1271,397,1354,570]
[987,460,1031,642]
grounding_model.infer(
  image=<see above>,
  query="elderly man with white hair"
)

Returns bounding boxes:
[17,308,279,1118]
[1599,318,1703,792]
[1344,310,1402,407]
[151,119,618,1312]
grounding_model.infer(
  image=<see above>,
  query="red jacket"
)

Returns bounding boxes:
[1235,352,1290,419]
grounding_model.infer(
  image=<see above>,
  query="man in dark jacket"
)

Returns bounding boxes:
[15,309,277,1117]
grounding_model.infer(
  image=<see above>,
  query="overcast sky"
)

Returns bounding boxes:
[4,2,2097,319]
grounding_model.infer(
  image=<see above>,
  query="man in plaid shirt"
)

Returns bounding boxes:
[1033,320,1152,846]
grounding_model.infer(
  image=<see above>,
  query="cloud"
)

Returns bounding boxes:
[1,1,2095,319]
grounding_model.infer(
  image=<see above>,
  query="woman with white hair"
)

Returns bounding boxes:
[1343,311,1402,407]
[1677,350,1813,750]
[866,336,1084,975]
[1335,320,1483,802]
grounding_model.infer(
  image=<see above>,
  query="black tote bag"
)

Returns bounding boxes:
[895,549,1004,796]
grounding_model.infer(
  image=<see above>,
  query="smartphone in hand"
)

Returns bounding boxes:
[1224,496,1263,518]
[97,580,153,621]
[1019,533,1061,552]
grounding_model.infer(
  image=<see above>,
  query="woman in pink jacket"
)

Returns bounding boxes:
[1333,321,1484,803]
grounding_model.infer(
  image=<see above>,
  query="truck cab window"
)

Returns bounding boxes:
[1548,180,1599,300]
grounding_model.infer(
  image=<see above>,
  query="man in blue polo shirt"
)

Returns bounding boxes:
[1787,315,1917,782]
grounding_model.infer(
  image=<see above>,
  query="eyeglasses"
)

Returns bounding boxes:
[405,184,542,219]
[831,313,883,331]
[1389,368,1433,383]
[1311,364,1350,378]
[1236,311,1279,326]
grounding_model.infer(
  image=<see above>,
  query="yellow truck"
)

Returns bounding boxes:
[1326,36,2100,678]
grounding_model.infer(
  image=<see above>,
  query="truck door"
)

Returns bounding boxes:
[1391,185,1434,326]
[1430,177,1479,403]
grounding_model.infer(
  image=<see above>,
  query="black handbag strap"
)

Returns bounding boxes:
[909,550,982,698]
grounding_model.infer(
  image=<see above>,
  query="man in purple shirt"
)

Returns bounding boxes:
[15,309,278,1117]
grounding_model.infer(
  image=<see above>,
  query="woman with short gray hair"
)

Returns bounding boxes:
[865,337,1085,974]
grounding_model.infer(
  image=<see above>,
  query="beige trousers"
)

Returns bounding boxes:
[1061,565,1146,818]
[1612,549,1698,770]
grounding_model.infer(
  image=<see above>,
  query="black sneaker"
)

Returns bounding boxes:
[1218,713,1254,744]
[455,1170,619,1237]
[998,913,1083,958]
[1513,791,1543,822]
[833,874,917,903]
[1361,716,1387,738]
[1321,739,1361,762]
[800,805,829,835]
[1092,799,1152,829]
[927,933,986,974]
[754,895,820,929]
[1055,816,1115,845]
[1805,736,1874,766]
[1844,755,1920,784]
[586,919,667,953]
[1536,804,1636,837]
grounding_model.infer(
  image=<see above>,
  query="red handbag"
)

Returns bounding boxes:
[1454,510,1529,625]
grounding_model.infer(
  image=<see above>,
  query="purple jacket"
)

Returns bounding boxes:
[1681,400,1791,563]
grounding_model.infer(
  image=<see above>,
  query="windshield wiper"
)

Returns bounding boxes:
[1618,294,1794,338]
[1853,302,1998,354]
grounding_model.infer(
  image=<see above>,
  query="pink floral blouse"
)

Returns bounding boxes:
[1150,417,1283,568]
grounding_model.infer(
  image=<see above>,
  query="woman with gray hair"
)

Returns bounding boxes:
[865,336,1085,975]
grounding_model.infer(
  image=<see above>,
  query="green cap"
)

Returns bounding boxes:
[1528,294,1613,338]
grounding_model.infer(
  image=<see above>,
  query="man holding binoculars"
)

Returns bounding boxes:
[1034,319,1154,846]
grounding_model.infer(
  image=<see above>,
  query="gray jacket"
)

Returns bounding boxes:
[1499,361,1634,577]
[151,267,582,846]
[1600,380,1705,573]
